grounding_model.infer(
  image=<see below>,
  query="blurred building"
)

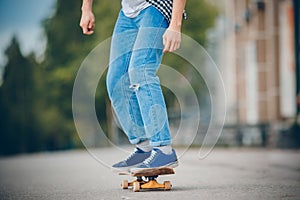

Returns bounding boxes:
[213,0,299,147]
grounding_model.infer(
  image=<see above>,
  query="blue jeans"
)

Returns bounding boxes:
[106,6,171,146]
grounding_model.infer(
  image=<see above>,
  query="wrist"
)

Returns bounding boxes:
[168,21,182,32]
[81,0,93,12]
[81,6,92,13]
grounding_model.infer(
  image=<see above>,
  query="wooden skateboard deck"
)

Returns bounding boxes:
[119,167,174,192]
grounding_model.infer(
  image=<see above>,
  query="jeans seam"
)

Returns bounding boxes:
[139,16,167,135]
[122,51,140,135]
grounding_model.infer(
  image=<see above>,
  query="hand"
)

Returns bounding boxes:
[80,10,95,35]
[162,28,181,53]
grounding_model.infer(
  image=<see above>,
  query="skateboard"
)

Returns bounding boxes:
[119,167,175,192]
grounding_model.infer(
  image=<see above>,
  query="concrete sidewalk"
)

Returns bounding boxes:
[0,147,299,200]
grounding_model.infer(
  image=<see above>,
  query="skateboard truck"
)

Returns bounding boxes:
[121,176,146,189]
[120,167,174,192]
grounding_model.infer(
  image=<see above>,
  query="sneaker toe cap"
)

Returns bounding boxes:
[112,161,127,168]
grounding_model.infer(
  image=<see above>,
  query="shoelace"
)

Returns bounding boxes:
[143,150,158,165]
[125,149,138,162]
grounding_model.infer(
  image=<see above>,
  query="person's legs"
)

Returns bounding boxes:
[107,10,147,144]
[108,7,171,147]
[129,6,171,147]
[108,7,178,170]
[106,11,146,144]
[107,10,152,171]
[128,6,178,169]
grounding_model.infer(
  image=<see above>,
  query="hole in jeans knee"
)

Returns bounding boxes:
[129,84,140,91]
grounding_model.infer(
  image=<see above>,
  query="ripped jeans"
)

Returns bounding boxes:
[106,6,171,146]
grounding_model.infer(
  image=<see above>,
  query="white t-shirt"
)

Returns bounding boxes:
[122,0,150,18]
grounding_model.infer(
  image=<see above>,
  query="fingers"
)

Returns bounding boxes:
[163,38,180,53]
[163,38,171,53]
[170,41,177,52]
[81,20,94,35]
[87,20,95,34]
[163,29,181,53]
[80,12,95,35]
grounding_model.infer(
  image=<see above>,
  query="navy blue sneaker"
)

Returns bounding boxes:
[111,147,151,171]
[131,148,178,171]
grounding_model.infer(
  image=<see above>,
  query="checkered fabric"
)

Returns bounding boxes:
[146,0,187,23]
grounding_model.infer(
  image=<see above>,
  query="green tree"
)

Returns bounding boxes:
[0,37,41,155]
[39,0,121,149]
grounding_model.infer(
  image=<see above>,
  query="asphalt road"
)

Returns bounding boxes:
[0,147,299,200]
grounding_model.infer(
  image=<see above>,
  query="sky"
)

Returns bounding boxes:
[0,0,56,69]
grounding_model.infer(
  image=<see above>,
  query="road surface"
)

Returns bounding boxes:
[0,147,299,200]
